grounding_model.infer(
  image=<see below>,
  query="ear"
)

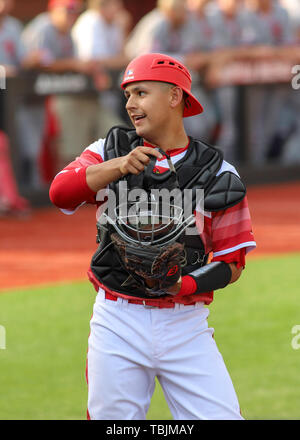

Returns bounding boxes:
[169,86,184,110]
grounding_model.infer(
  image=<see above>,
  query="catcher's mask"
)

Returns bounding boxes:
[103,148,195,248]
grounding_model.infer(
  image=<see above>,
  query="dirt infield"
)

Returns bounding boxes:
[1,181,300,291]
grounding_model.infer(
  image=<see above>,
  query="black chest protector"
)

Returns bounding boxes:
[90,126,246,299]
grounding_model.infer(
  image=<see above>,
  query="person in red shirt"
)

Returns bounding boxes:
[50,52,256,420]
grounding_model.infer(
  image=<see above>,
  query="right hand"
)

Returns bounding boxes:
[119,146,163,176]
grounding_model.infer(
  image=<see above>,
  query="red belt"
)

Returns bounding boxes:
[104,291,176,309]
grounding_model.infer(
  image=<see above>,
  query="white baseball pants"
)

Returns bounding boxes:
[86,289,243,420]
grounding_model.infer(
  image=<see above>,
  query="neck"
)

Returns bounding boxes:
[144,124,189,152]
[224,9,236,19]
[260,6,271,14]
[196,9,205,19]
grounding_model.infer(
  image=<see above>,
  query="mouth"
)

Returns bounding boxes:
[131,114,146,125]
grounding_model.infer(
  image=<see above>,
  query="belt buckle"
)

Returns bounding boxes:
[142,300,158,309]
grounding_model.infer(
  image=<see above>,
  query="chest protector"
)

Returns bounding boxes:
[90,126,246,299]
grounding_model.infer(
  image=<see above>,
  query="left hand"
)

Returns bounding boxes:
[144,276,182,296]
[164,276,182,295]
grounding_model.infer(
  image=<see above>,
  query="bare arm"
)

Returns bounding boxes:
[228,262,243,284]
[86,146,163,193]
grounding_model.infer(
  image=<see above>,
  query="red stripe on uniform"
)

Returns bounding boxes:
[213,231,255,253]
[212,219,253,242]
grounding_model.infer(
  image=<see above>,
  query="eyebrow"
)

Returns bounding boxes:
[124,85,148,96]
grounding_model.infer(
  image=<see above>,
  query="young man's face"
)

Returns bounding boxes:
[99,0,122,23]
[51,4,81,33]
[0,0,14,17]
[124,81,180,141]
[217,0,240,14]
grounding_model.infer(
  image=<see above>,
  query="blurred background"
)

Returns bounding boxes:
[1,0,300,421]
[0,0,300,214]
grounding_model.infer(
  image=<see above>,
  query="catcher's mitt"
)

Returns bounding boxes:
[111,232,185,296]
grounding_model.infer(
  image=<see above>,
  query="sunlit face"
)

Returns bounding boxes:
[186,0,211,12]
[217,0,240,14]
[244,0,272,11]
[124,81,177,142]
[0,0,14,16]
[52,4,81,32]
[100,0,122,23]
[164,4,187,27]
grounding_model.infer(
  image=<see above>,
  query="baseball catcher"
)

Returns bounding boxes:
[50,52,256,420]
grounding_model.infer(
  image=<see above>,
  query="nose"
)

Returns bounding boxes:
[125,94,137,112]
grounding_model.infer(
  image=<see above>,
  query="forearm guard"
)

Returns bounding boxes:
[190,261,232,293]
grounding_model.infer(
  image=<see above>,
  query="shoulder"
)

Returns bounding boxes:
[22,13,52,38]
[135,8,164,29]
[274,2,290,18]
[73,10,100,29]
[205,3,222,22]
[4,16,23,33]
[127,8,164,39]
[84,138,106,160]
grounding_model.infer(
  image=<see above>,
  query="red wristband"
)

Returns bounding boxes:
[177,275,197,297]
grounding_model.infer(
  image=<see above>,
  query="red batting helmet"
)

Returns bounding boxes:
[121,53,204,118]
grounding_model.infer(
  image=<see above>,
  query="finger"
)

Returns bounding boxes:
[132,152,151,165]
[128,157,147,172]
[126,163,144,175]
[136,146,163,159]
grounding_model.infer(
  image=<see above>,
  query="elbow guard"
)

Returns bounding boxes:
[190,261,232,293]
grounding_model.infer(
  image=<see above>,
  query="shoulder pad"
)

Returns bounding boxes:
[204,172,246,212]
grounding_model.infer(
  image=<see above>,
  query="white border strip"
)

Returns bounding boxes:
[60,201,86,216]
[213,241,257,257]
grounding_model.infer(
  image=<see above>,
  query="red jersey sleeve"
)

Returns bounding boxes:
[49,140,105,212]
[210,196,256,261]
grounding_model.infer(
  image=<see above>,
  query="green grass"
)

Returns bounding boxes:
[0,254,300,420]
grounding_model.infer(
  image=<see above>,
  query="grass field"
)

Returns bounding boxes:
[0,254,300,420]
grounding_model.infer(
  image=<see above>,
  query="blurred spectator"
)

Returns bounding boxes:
[17,0,97,184]
[244,0,296,164]
[186,0,217,52]
[68,0,129,160]
[245,0,294,44]
[203,0,263,163]
[21,0,90,73]
[0,0,30,216]
[125,0,217,142]
[72,0,131,61]
[124,5,164,58]
[276,0,300,164]
[0,0,23,76]
[280,0,300,40]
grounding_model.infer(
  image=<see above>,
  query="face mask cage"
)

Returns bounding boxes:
[103,200,195,247]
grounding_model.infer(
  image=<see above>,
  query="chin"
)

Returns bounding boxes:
[135,125,148,138]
